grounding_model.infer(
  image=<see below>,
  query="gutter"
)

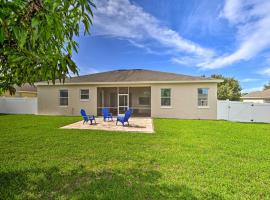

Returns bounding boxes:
[36,79,224,86]
[17,91,37,94]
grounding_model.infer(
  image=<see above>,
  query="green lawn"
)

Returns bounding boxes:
[0,115,270,199]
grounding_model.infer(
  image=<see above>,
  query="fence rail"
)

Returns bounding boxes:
[0,97,37,114]
[217,100,270,123]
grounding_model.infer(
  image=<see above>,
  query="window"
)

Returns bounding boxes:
[59,90,68,106]
[198,88,209,107]
[80,89,89,100]
[161,88,171,107]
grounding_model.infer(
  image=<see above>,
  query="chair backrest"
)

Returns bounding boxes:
[80,109,88,121]
[102,108,109,116]
[124,110,132,121]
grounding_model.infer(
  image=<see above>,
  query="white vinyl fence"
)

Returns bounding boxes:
[0,97,37,114]
[217,100,270,123]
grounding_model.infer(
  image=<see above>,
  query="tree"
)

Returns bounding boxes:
[263,81,270,90]
[0,0,95,94]
[211,74,242,101]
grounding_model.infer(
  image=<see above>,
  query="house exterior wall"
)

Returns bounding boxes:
[37,82,218,119]
[151,83,217,119]
[37,85,97,115]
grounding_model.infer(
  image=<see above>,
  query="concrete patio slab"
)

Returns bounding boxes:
[61,117,154,133]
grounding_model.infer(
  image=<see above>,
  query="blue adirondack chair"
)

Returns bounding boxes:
[116,109,132,126]
[80,109,96,125]
[102,108,113,121]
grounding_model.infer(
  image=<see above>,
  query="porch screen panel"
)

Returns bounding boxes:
[97,87,118,115]
[129,87,151,117]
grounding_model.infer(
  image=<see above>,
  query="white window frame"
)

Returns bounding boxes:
[59,89,69,107]
[160,88,172,108]
[197,88,209,108]
[80,89,90,101]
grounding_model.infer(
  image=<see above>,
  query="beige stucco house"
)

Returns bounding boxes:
[1,84,37,98]
[241,89,270,103]
[36,69,222,119]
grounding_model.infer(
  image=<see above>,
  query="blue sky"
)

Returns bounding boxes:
[73,0,270,92]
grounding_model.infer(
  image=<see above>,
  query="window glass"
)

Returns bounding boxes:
[161,98,171,106]
[80,89,89,100]
[161,88,171,106]
[59,90,68,106]
[198,88,208,107]
[161,88,171,97]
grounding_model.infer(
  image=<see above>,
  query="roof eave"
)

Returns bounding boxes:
[36,79,223,86]
[17,91,37,94]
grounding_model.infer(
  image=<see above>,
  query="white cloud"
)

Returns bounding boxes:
[200,0,270,69]
[241,78,260,83]
[92,0,214,60]
[220,0,243,23]
[171,57,200,66]
[90,0,270,71]
[127,40,172,55]
[171,57,192,66]
[258,67,270,76]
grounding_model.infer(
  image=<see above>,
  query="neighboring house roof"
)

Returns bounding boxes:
[241,89,270,99]
[36,69,223,85]
[1,84,37,97]
[15,84,37,93]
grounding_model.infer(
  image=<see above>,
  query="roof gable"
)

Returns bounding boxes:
[242,89,270,99]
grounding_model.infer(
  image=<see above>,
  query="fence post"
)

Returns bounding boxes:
[226,99,230,121]
[250,103,254,122]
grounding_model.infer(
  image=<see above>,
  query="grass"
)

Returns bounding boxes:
[0,115,270,199]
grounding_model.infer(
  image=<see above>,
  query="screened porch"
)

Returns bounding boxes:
[97,87,151,117]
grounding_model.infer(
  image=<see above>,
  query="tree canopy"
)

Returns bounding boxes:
[211,74,242,101]
[0,0,95,94]
[263,81,270,90]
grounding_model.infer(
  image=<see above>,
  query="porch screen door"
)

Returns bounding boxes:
[118,94,129,115]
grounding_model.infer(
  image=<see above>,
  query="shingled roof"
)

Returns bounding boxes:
[37,69,222,85]
[242,89,270,99]
[15,84,37,93]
